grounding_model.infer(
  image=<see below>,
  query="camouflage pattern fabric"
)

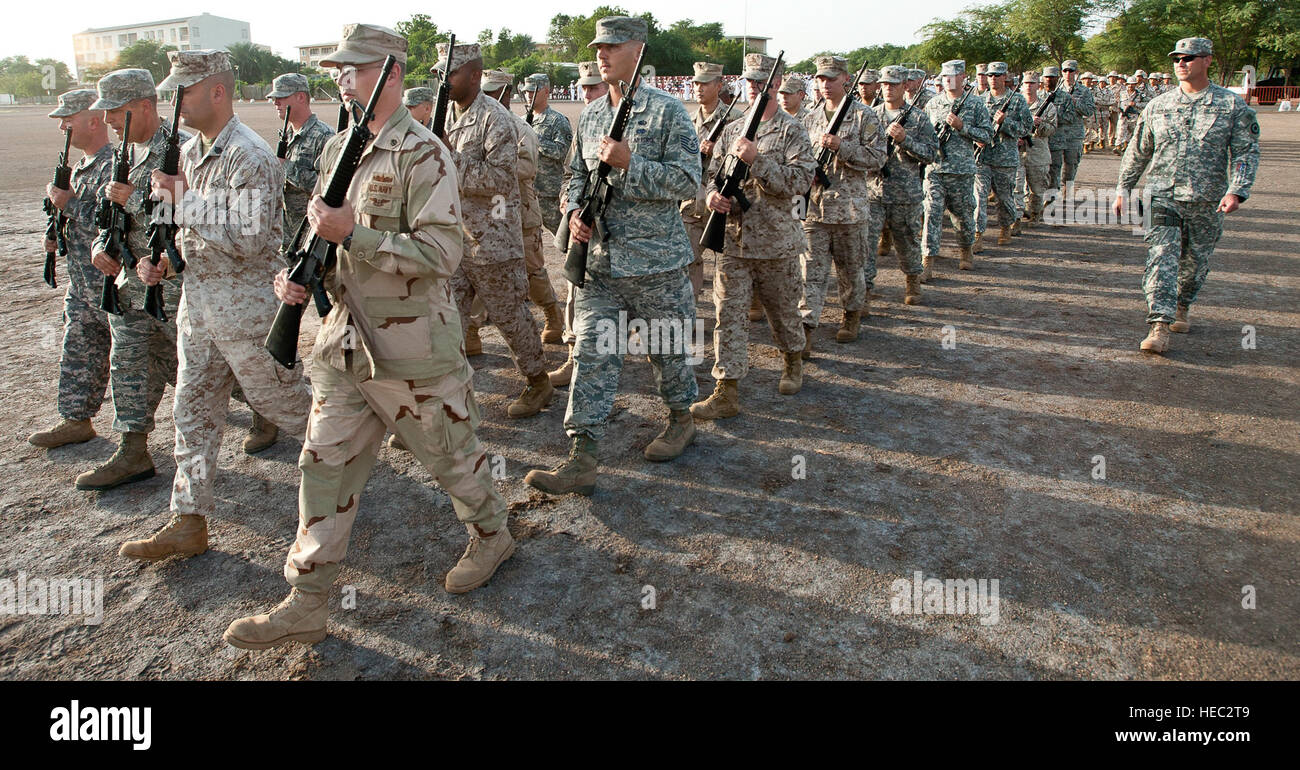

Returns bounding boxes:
[446,92,524,265]
[712,254,805,380]
[925,89,994,176]
[976,164,1019,231]
[281,113,334,252]
[531,105,572,218]
[106,296,178,434]
[922,172,977,255]
[64,144,115,304]
[1050,82,1095,185]
[870,100,939,204]
[56,293,112,422]
[451,258,546,377]
[801,99,886,224]
[1141,200,1223,323]
[800,222,868,324]
[869,200,924,275]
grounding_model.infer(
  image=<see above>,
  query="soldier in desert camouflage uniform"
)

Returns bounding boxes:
[923,60,993,275]
[1018,71,1058,225]
[684,61,742,300]
[872,65,938,297]
[779,73,809,119]
[857,68,881,107]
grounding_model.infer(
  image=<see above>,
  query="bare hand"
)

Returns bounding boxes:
[151,168,188,201]
[274,267,308,305]
[44,238,57,254]
[568,209,592,244]
[46,183,72,211]
[91,249,121,277]
[1112,194,1125,220]
[598,136,631,170]
[699,139,715,158]
[308,196,356,244]
[886,123,906,143]
[706,191,732,214]
[733,137,757,164]
[1217,194,1241,214]
[137,257,166,286]
[820,134,841,151]
[945,113,964,131]
[105,181,134,206]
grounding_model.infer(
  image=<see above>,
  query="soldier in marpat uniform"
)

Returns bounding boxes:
[857,68,880,107]
[1115,37,1259,355]
[683,61,741,299]
[973,61,1031,250]
[525,16,702,497]
[690,53,814,421]
[516,72,566,344]
[403,86,435,129]
[923,60,993,275]
[779,73,809,119]
[1018,71,1058,226]
[226,25,515,650]
[118,50,312,562]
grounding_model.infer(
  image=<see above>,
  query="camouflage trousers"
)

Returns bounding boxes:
[566,266,698,442]
[56,292,112,423]
[1021,162,1051,219]
[1049,139,1083,187]
[683,212,707,298]
[106,278,180,434]
[452,258,545,378]
[284,354,505,592]
[1118,117,1139,147]
[1142,199,1223,324]
[1013,162,1026,217]
[540,195,563,236]
[170,298,312,518]
[800,221,868,326]
[282,187,310,253]
[523,226,559,308]
[975,163,1019,232]
[1105,112,1120,145]
[868,200,924,277]
[712,254,805,381]
[923,172,976,256]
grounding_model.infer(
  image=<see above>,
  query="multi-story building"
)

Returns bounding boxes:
[297,43,339,71]
[73,13,251,78]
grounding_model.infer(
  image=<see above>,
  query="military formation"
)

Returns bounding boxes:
[30,20,1258,650]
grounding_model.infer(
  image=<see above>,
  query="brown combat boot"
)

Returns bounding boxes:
[1140,322,1171,354]
[1010,219,1022,236]
[691,379,739,420]
[28,418,95,448]
[465,325,482,357]
[959,246,974,271]
[508,373,554,418]
[748,296,764,322]
[836,310,861,342]
[540,302,564,344]
[525,434,598,496]
[997,225,1012,245]
[119,514,208,561]
[1170,305,1191,333]
[75,432,155,491]
[446,523,516,594]
[904,274,923,306]
[878,229,893,256]
[387,433,408,451]
[643,409,695,462]
[549,347,574,387]
[223,588,328,650]
[920,255,936,283]
[243,411,278,455]
[778,352,802,395]
[800,324,816,360]
[971,232,984,254]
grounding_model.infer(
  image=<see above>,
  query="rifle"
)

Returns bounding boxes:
[934,81,973,159]
[142,86,186,322]
[276,104,292,158]
[811,60,870,190]
[974,90,1014,165]
[431,33,456,140]
[1024,87,1057,149]
[699,97,738,169]
[336,101,349,132]
[97,111,134,316]
[265,55,397,369]
[562,44,646,288]
[524,86,536,125]
[42,128,72,288]
[699,50,784,254]
[881,91,920,179]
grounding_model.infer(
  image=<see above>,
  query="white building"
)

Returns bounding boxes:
[73,13,251,78]
[297,43,339,71]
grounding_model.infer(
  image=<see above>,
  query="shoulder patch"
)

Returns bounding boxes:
[680,133,699,155]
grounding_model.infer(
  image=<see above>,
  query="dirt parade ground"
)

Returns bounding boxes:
[0,100,1295,680]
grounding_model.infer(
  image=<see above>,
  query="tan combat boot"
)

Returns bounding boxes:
[643,409,695,462]
[959,246,974,271]
[464,325,482,357]
[549,347,574,387]
[748,296,764,322]
[971,232,984,254]
[878,229,893,256]
[223,588,328,650]
[997,225,1012,245]
[800,324,816,360]
[119,514,208,560]
[1140,322,1171,354]
[836,310,861,342]
[1170,305,1191,333]
[525,434,598,496]
[904,274,923,306]
[920,255,936,283]
[75,432,155,491]
[508,373,554,418]
[691,378,739,420]
[28,418,95,448]
[778,352,802,395]
[1010,219,1022,236]
[540,302,564,344]
[387,433,408,451]
[243,411,278,455]
[446,523,516,594]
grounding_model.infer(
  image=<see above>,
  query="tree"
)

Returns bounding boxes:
[1006,0,1096,65]
[117,40,177,83]
[225,41,301,85]
[394,13,450,84]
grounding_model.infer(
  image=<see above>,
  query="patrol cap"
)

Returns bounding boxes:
[158,49,233,91]
[589,15,647,46]
[480,69,512,93]
[1022,71,1041,84]
[320,24,407,68]
[90,69,156,110]
[778,73,806,93]
[1081,71,1096,80]
[1061,59,1079,72]
[858,68,879,84]
[975,63,987,75]
[433,42,482,75]
[986,62,1008,76]
[877,65,907,85]
[48,88,97,118]
[266,72,310,99]
[907,68,925,81]
[403,86,434,106]
[576,61,602,86]
[814,55,848,79]
[742,53,779,82]
[940,60,966,76]
[519,73,549,92]
[1107,70,1120,78]
[1043,66,1062,78]
[692,62,723,83]
[1126,75,1139,84]
[1169,37,1212,57]
[1134,69,1147,78]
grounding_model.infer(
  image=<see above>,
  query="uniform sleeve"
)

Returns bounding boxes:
[1003,97,1032,140]
[537,113,572,162]
[565,119,588,214]
[960,99,995,145]
[1077,87,1096,118]
[750,121,815,197]
[835,107,885,173]
[455,110,517,197]
[517,133,538,185]
[704,124,731,198]
[1035,103,1058,138]
[621,98,701,201]
[1226,101,1260,200]
[902,113,939,164]
[1117,106,1155,193]
[179,146,283,258]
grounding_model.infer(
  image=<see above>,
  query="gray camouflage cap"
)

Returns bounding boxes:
[1043,66,1062,78]
[158,50,233,91]
[986,61,1008,76]
[577,61,602,86]
[433,42,482,75]
[267,72,310,98]
[403,86,434,106]
[778,73,806,93]
[692,62,723,83]
[90,69,156,110]
[877,65,907,85]
[975,63,987,74]
[589,15,647,46]
[48,88,97,118]
[320,24,407,68]
[1169,37,1212,57]
[940,60,966,76]
[1061,60,1079,71]
[857,68,879,85]
[1022,71,1041,84]
[519,73,549,92]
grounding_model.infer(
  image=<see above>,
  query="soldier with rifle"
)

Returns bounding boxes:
[856,68,880,107]
[402,87,435,128]
[779,74,809,119]
[682,61,741,300]
[922,60,993,274]
[973,61,1032,251]
[1018,71,1058,226]
[517,71,569,344]
[872,65,938,298]
[94,110,134,319]
[41,128,71,289]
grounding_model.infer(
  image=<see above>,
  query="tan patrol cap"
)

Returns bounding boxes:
[434,42,482,75]
[693,62,723,83]
[158,50,232,91]
[779,73,806,94]
[481,69,512,93]
[319,24,407,68]
[814,55,848,79]
[577,61,602,86]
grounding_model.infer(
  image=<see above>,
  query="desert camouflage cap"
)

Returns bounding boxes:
[481,69,512,92]
[1081,71,1096,80]
[90,69,156,111]
[778,73,806,93]
[403,86,434,106]
[986,61,1008,76]
[1022,71,1041,83]
[320,24,407,68]
[743,53,780,81]
[1043,66,1062,78]
[940,60,966,76]
[158,49,232,91]
[814,55,848,79]
[576,61,602,86]
[877,65,907,85]
[48,88,97,118]
[433,42,482,75]
[589,15,648,46]
[692,62,723,83]
[1169,37,1212,57]
[519,73,549,92]
[858,68,879,84]
[1061,59,1079,71]
[266,72,310,98]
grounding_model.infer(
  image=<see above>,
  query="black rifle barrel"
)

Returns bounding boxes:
[42,128,73,288]
[812,59,871,188]
[143,86,186,321]
[432,33,456,140]
[276,105,292,158]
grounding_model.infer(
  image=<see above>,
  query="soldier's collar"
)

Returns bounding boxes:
[367,106,414,155]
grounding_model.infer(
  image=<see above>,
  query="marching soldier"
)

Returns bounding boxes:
[973,61,1031,249]
[684,61,741,299]
[1114,74,1146,154]
[907,68,934,110]
[923,60,993,275]
[519,72,573,242]
[1115,37,1259,355]
[524,16,702,496]
[974,63,989,95]
[1049,60,1094,198]
[1019,71,1058,226]
[403,86,435,128]
[1087,71,1115,151]
[225,25,516,649]
[779,73,809,118]
[857,68,880,107]
[1105,71,1123,148]
[269,73,334,254]
[119,50,311,562]
[690,53,814,421]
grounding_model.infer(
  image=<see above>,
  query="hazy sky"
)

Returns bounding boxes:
[2,0,993,70]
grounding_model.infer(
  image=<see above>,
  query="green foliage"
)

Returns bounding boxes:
[225,41,302,85]
[395,13,451,81]
[116,40,177,83]
[0,55,74,97]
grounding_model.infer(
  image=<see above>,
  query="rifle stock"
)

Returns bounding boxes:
[143,86,185,322]
[98,111,134,316]
[42,128,72,288]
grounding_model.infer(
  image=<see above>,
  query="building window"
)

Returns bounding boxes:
[118,34,128,48]
[180,27,189,41]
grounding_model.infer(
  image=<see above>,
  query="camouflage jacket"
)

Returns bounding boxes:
[530,106,572,200]
[870,100,939,203]
[1092,84,1116,110]
[315,106,469,383]
[117,120,191,307]
[566,84,701,278]
[1020,95,1058,167]
[978,89,1033,168]
[446,92,522,265]
[512,113,543,231]
[925,90,994,176]
[802,98,885,224]
[911,89,934,111]
[1118,88,1147,120]
[1118,84,1260,203]
[175,114,284,340]
[706,108,815,259]
[64,143,115,304]
[1051,82,1095,145]
[683,100,743,218]
[282,113,334,220]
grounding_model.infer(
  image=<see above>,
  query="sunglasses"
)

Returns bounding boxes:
[1172,55,1203,64]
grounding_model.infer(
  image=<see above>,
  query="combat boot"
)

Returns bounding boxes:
[387,433,408,451]
[643,409,695,462]
[959,246,974,271]
[223,588,328,650]
[464,325,482,357]
[243,411,278,455]
[904,274,923,306]
[836,310,861,342]
[998,225,1012,245]
[1140,322,1171,354]
[524,434,598,496]
[1170,305,1191,333]
[690,378,739,420]
[878,229,893,256]
[119,514,208,560]
[75,432,155,491]
[748,296,764,322]
[540,302,564,344]
[508,373,554,418]
[778,352,802,395]
[445,523,516,594]
[549,347,574,387]
[920,255,936,283]
[972,232,984,254]
[1010,219,1022,236]
[800,324,816,360]
[28,418,95,448]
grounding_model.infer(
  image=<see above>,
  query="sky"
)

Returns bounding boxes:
[1,0,991,72]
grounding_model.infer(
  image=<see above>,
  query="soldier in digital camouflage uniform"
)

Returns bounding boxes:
[923,60,993,275]
[438,41,553,418]
[525,16,702,497]
[1105,72,1123,148]
[1084,72,1114,151]
[973,61,1032,250]
[1018,71,1058,225]
[1116,37,1259,355]
[684,61,742,300]
[403,86,435,129]
[690,54,813,421]
[1115,75,1147,154]
[118,49,312,563]
[1047,60,1095,198]
[907,68,934,111]
[225,25,515,650]
[30,90,117,453]
[517,72,566,343]
[269,73,334,254]
[779,73,809,119]
[872,65,938,298]
[800,55,886,349]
